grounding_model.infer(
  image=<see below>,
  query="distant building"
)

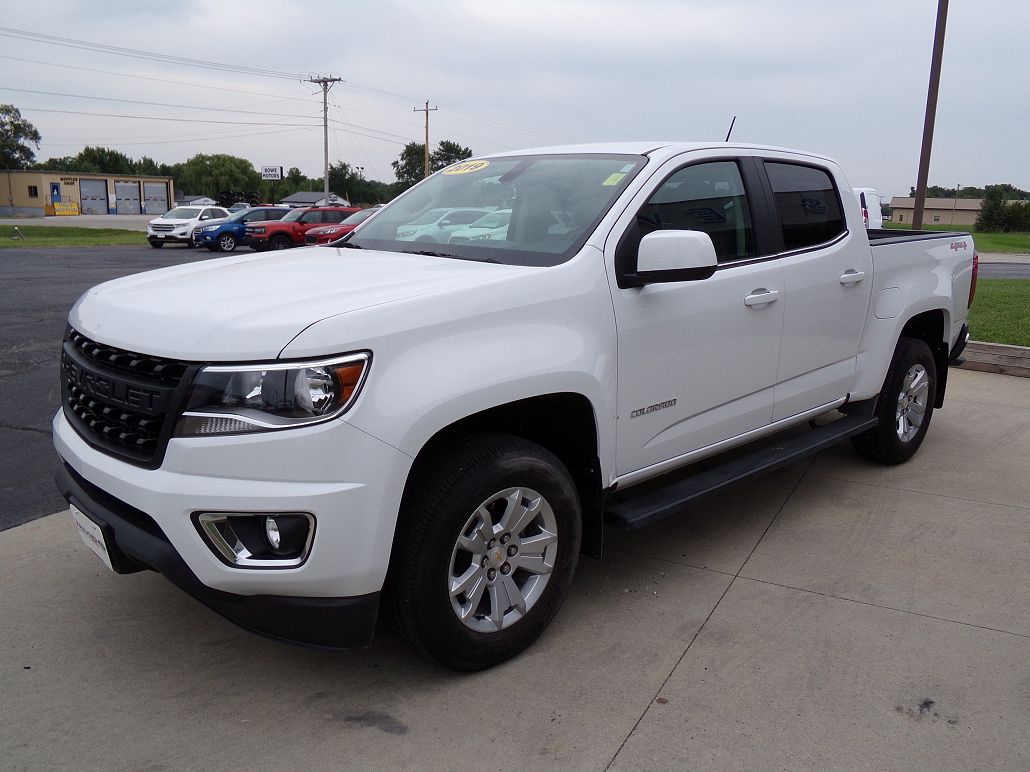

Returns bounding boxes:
[277,191,349,208]
[889,197,981,226]
[174,194,218,207]
[2,170,175,217]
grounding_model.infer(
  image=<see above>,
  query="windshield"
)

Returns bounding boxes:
[343,208,377,225]
[281,209,306,222]
[162,207,201,219]
[349,154,645,267]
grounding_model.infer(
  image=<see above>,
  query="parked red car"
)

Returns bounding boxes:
[245,206,360,250]
[304,206,383,246]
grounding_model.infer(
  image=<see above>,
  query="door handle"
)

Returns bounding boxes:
[744,289,780,307]
[839,270,866,285]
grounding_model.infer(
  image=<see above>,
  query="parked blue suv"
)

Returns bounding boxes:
[193,207,290,252]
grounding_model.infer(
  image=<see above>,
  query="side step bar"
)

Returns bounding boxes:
[605,414,880,530]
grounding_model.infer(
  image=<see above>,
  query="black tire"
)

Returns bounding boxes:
[148,241,164,249]
[216,233,237,253]
[269,235,292,250]
[185,237,195,249]
[851,337,937,464]
[389,434,582,670]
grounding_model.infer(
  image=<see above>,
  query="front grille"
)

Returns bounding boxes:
[151,223,175,232]
[305,235,318,244]
[61,329,197,467]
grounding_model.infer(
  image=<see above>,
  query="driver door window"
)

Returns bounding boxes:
[638,161,756,263]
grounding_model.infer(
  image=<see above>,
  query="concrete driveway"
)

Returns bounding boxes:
[2,368,1028,770]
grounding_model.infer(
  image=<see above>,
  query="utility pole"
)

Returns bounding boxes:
[413,100,438,178]
[912,0,949,230]
[307,75,342,204]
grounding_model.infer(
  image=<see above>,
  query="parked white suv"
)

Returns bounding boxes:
[147,206,230,248]
[394,207,493,242]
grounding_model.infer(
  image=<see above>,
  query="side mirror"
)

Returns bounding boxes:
[440,220,454,227]
[623,230,718,287]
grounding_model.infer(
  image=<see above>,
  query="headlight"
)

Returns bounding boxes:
[321,228,339,235]
[250,226,266,234]
[174,352,370,436]
[200,225,219,232]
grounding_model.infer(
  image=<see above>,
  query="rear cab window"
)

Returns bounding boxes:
[764,162,846,251]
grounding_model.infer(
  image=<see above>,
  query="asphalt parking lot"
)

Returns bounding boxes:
[0,245,220,529]
[1,243,1028,770]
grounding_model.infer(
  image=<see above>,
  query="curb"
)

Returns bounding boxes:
[958,341,1030,378]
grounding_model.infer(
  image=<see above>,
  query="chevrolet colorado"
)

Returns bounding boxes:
[55,143,976,670]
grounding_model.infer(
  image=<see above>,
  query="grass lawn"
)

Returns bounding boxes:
[884,222,1030,254]
[0,226,145,249]
[967,279,1030,347]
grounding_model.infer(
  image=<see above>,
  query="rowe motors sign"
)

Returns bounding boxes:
[261,166,283,180]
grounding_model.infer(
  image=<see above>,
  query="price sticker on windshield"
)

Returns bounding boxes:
[443,160,490,175]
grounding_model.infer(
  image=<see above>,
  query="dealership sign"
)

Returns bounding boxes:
[261,166,284,180]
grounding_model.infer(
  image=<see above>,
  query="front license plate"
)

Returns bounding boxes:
[70,504,114,571]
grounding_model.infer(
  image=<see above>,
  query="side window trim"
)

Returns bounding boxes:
[757,158,849,256]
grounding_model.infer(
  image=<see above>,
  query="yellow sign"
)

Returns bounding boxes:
[443,160,490,175]
[54,202,80,216]
[602,173,626,187]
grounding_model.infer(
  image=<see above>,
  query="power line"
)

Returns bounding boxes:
[0,54,316,103]
[43,125,320,147]
[20,106,319,127]
[0,26,303,80]
[0,85,322,120]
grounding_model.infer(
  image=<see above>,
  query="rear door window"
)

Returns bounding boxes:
[765,162,845,251]
[322,210,347,224]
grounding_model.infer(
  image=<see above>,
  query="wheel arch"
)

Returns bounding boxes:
[400,392,605,558]
[898,308,949,408]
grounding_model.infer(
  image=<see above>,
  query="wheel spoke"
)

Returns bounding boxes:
[897,413,907,438]
[909,401,926,419]
[501,575,527,615]
[500,490,542,536]
[909,369,929,397]
[450,565,484,598]
[461,575,487,621]
[519,529,557,555]
[513,552,553,575]
[487,584,505,630]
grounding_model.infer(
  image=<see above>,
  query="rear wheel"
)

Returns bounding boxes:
[270,235,292,250]
[389,434,581,670]
[851,337,937,464]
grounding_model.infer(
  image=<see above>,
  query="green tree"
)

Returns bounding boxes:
[432,140,472,169]
[177,154,261,196]
[975,186,1008,232]
[391,140,474,188]
[75,146,135,174]
[0,104,42,169]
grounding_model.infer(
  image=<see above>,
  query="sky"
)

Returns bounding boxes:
[1,0,1026,200]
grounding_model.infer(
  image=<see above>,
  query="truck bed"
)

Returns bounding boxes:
[866,228,970,246]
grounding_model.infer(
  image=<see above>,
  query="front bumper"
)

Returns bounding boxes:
[53,407,414,649]
[148,232,192,244]
[57,463,379,650]
[192,230,225,246]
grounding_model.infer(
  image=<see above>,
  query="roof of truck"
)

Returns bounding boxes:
[475,141,836,164]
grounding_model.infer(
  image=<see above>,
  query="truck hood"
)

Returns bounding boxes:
[70,248,525,360]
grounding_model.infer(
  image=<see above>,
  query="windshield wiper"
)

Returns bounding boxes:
[335,241,363,249]
[401,249,501,264]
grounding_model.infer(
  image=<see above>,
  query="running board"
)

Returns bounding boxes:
[605,414,880,530]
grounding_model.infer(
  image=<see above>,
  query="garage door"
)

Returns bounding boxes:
[115,182,141,215]
[79,179,108,215]
[143,183,169,215]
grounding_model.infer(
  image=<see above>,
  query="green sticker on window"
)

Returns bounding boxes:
[602,172,626,186]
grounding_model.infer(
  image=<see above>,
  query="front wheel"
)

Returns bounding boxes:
[389,434,582,670]
[269,235,292,250]
[851,337,937,464]
[148,241,164,249]
[216,233,237,252]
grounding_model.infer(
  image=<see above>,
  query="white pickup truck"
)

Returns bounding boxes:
[54,143,977,670]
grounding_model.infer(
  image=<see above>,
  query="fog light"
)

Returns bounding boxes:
[194,512,315,568]
[265,517,281,550]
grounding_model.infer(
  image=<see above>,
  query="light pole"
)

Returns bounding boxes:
[912,0,950,230]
